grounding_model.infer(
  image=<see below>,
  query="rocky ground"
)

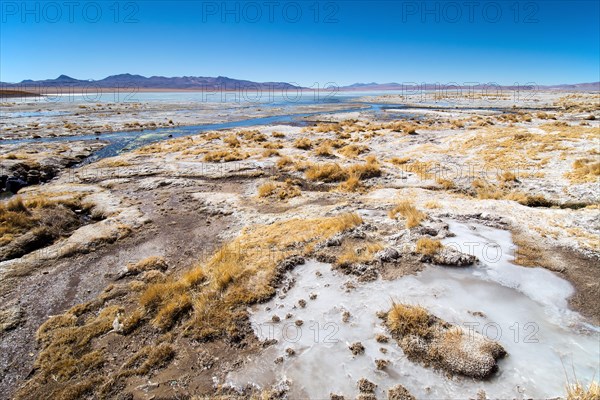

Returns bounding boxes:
[0,92,598,399]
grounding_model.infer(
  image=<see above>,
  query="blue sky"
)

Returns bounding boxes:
[1,1,598,85]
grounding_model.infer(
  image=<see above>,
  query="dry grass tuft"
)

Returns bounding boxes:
[389,156,410,166]
[387,303,432,338]
[294,137,313,150]
[566,380,599,400]
[415,238,442,255]
[127,256,167,275]
[314,143,334,157]
[276,155,294,169]
[305,163,347,182]
[339,144,369,158]
[424,200,441,209]
[262,148,280,158]
[204,149,247,162]
[566,158,600,183]
[347,156,382,179]
[337,173,363,192]
[389,201,426,228]
[435,178,455,190]
[224,135,240,148]
[238,129,266,142]
[257,181,301,200]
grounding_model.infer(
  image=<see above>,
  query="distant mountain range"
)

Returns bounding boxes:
[338,82,600,91]
[1,74,301,90]
[1,74,598,92]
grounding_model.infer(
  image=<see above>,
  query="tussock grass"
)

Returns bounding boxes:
[415,238,442,255]
[305,163,347,182]
[566,381,599,400]
[314,122,342,133]
[262,141,284,150]
[314,143,334,157]
[339,144,369,158]
[347,156,381,179]
[387,303,432,338]
[294,137,313,150]
[566,158,600,183]
[257,180,301,200]
[389,201,425,228]
[223,135,240,148]
[435,178,455,190]
[424,200,441,209]
[276,155,294,169]
[405,160,433,179]
[204,149,247,162]
[238,129,266,142]
[127,256,167,275]
[389,156,410,166]
[261,148,280,157]
[271,131,285,138]
[120,343,176,376]
[337,173,362,192]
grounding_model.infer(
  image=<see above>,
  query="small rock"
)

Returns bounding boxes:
[376,247,401,262]
[330,394,345,400]
[298,299,307,308]
[388,384,416,400]
[295,320,304,327]
[357,378,377,393]
[272,315,281,323]
[285,348,295,356]
[375,359,390,370]
[429,247,477,266]
[375,334,389,343]
[349,342,365,355]
[379,347,388,354]
[309,293,317,300]
[285,313,293,319]
[274,356,284,364]
[342,310,351,323]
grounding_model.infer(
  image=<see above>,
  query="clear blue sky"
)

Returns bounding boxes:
[1,1,598,86]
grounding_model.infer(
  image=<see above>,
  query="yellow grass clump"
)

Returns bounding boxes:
[387,303,432,338]
[565,158,600,183]
[305,163,347,182]
[294,137,313,150]
[224,135,240,148]
[314,143,334,157]
[261,148,280,157]
[257,181,301,200]
[238,129,266,142]
[435,178,455,190]
[204,149,247,162]
[424,200,441,209]
[415,238,442,255]
[565,380,599,400]
[389,156,410,166]
[389,201,426,228]
[339,144,369,158]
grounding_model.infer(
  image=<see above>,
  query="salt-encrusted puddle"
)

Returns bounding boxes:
[227,221,599,399]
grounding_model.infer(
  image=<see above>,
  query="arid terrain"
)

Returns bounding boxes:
[0,91,598,399]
